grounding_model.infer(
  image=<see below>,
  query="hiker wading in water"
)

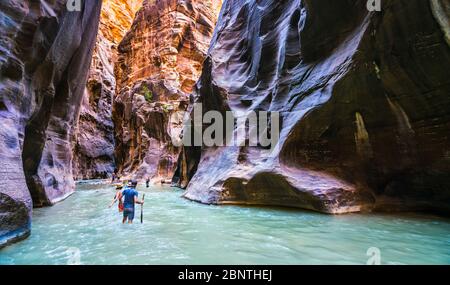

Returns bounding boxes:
[109,185,124,212]
[121,180,144,224]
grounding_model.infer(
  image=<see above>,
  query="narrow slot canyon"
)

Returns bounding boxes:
[0,0,449,265]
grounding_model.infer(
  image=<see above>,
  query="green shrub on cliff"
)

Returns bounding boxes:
[142,85,153,102]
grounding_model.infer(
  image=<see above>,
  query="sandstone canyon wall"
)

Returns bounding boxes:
[0,0,102,247]
[173,0,450,214]
[72,0,142,180]
[113,0,222,182]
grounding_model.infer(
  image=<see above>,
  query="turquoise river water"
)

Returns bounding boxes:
[1,181,449,265]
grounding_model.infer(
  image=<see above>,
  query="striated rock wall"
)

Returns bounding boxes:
[72,0,143,180]
[113,0,222,182]
[173,0,450,214]
[0,0,102,246]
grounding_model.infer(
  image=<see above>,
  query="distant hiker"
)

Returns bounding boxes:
[146,178,150,188]
[111,173,116,183]
[109,185,124,212]
[121,180,144,224]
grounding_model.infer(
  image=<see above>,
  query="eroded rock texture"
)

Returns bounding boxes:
[113,0,222,182]
[73,0,142,180]
[173,0,450,214]
[0,0,102,246]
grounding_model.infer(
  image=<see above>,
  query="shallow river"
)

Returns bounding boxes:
[1,182,449,265]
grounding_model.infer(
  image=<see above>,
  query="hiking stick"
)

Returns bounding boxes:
[140,194,145,224]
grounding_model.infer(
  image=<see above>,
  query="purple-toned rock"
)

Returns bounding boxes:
[0,0,102,246]
[174,0,450,214]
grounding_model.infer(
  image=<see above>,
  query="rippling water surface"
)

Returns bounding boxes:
[1,182,449,265]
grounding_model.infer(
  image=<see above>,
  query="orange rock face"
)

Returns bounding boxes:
[113,0,222,182]
[73,0,143,179]
[100,0,143,45]
[116,0,222,97]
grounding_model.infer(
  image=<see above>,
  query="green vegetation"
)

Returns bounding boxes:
[142,85,153,102]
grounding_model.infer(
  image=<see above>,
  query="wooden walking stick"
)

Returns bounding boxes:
[140,194,145,224]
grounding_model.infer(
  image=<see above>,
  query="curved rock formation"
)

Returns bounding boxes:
[0,0,102,247]
[173,0,450,214]
[73,0,143,180]
[113,0,222,182]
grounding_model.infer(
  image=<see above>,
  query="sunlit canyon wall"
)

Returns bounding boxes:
[113,0,222,182]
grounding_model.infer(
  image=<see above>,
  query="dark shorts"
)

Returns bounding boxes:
[123,207,135,221]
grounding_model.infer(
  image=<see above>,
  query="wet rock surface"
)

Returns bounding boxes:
[0,193,30,249]
[73,0,142,180]
[174,0,450,214]
[0,0,102,245]
[113,0,222,182]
